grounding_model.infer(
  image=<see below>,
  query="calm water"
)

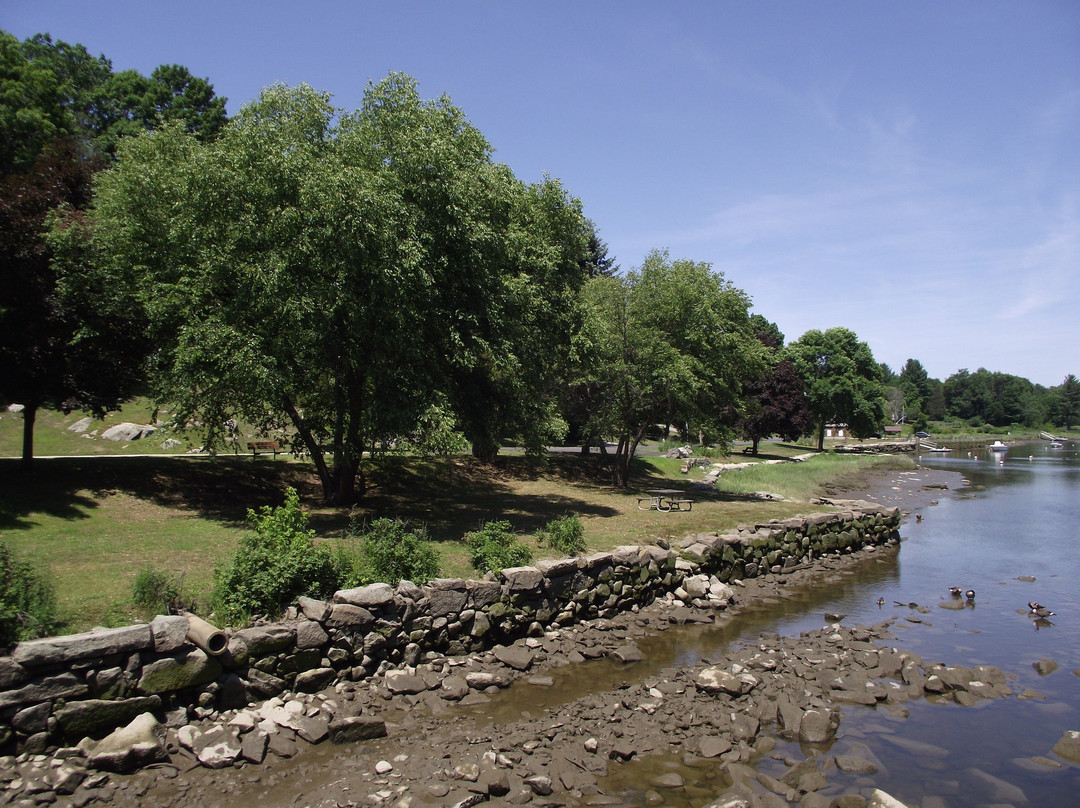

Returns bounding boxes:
[595,440,1080,807]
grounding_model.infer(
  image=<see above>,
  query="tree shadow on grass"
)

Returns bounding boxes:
[309,454,622,542]
[0,456,317,530]
[0,453,622,538]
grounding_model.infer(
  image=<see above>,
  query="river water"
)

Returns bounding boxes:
[590,440,1080,807]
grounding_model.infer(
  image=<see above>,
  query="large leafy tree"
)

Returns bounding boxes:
[1056,374,1080,430]
[0,30,226,467]
[732,318,811,455]
[575,250,764,486]
[735,358,812,455]
[897,358,931,427]
[13,33,226,160]
[785,327,885,450]
[88,76,586,503]
[0,138,142,468]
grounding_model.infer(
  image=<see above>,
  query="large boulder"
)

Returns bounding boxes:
[137,650,222,694]
[328,716,387,743]
[101,423,156,442]
[13,624,152,667]
[335,583,395,609]
[87,713,169,772]
[1051,730,1080,765]
[55,696,162,739]
[696,666,759,696]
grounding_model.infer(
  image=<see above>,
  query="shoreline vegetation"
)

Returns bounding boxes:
[0,425,921,635]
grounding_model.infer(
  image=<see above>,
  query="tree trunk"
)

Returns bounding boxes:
[817,422,826,451]
[21,403,38,472]
[282,396,340,503]
[332,456,362,507]
[751,437,760,456]
[471,435,499,463]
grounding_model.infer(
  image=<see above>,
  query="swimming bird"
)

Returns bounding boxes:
[1028,602,1055,618]
[876,597,885,606]
[949,587,962,598]
[965,589,976,600]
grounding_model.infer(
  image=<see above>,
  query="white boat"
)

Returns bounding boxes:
[1049,441,1064,449]
[988,441,1008,452]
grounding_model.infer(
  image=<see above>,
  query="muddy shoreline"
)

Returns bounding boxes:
[4,467,973,808]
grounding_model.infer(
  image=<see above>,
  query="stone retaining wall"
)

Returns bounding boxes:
[832,441,916,454]
[0,502,899,755]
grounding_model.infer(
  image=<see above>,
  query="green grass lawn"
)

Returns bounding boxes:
[2,406,910,634]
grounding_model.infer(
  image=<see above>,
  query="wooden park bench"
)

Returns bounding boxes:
[247,440,281,458]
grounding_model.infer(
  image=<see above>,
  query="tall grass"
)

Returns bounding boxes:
[712,453,909,502]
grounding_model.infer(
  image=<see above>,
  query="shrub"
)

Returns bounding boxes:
[132,565,189,615]
[0,542,58,648]
[339,517,440,586]
[537,514,586,556]
[213,488,341,625]
[466,520,532,574]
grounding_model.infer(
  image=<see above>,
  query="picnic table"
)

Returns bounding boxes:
[637,488,693,512]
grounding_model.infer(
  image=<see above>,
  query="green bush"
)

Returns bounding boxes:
[0,542,58,648]
[213,488,341,625]
[537,514,586,556]
[466,520,532,574]
[132,565,189,615]
[339,517,440,586]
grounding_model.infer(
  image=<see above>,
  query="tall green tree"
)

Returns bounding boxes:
[88,76,586,503]
[1055,373,1079,430]
[785,327,885,450]
[12,33,226,160]
[0,30,226,467]
[575,250,764,486]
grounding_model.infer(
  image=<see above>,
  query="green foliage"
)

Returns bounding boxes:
[131,565,190,615]
[408,400,469,458]
[465,520,532,574]
[213,488,340,625]
[784,327,885,449]
[87,73,588,503]
[0,542,58,647]
[574,250,765,486]
[536,514,586,556]
[341,517,440,586]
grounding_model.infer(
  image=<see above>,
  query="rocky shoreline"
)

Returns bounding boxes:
[7,465,1076,808]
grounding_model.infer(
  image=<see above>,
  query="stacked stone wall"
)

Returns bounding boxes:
[0,502,899,755]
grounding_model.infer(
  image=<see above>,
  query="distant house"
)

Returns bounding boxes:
[824,423,847,438]
[884,426,903,437]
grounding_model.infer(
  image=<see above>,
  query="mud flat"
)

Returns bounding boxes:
[33,556,1022,808]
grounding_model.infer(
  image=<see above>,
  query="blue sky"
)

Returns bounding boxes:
[4,1,1078,387]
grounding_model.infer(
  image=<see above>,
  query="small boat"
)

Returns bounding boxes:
[1049,441,1064,449]
[988,441,1008,452]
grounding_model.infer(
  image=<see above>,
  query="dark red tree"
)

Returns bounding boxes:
[736,358,812,456]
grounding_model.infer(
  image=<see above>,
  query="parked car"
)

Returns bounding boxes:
[914,431,931,438]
